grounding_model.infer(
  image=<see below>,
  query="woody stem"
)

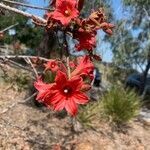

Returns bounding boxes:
[89,16,101,27]
[0,3,47,25]
[66,56,71,79]
[63,31,71,79]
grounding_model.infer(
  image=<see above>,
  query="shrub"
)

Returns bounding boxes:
[101,85,141,124]
[2,69,31,91]
[77,101,102,128]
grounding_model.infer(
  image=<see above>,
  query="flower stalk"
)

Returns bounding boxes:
[66,56,71,79]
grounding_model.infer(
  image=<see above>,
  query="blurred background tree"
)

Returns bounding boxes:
[0,0,44,49]
[109,0,150,82]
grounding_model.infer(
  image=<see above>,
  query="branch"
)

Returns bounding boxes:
[0,55,50,79]
[2,0,53,11]
[0,55,50,62]
[66,56,71,79]
[143,7,150,21]
[0,23,19,32]
[26,57,38,78]
[0,3,47,25]
[0,58,32,72]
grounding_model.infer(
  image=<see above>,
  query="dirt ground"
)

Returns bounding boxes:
[0,83,150,150]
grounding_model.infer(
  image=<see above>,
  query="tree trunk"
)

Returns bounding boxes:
[141,59,150,94]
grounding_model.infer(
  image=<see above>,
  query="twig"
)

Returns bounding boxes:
[0,103,17,115]
[63,32,71,78]
[0,23,19,32]
[0,3,47,25]
[26,57,38,78]
[66,56,71,79]
[19,92,37,104]
[0,58,33,73]
[2,0,53,11]
[0,55,50,62]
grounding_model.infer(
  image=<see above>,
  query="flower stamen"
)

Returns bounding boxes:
[65,10,70,16]
[64,89,69,93]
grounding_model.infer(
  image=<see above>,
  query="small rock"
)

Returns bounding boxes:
[75,142,94,150]
[142,117,150,126]
[73,120,83,132]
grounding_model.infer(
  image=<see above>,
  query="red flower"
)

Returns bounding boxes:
[45,60,59,72]
[44,60,67,73]
[74,30,96,51]
[71,56,94,80]
[51,0,79,26]
[35,71,89,116]
[51,71,89,116]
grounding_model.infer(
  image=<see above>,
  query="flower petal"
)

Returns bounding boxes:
[68,76,83,91]
[53,99,66,111]
[65,99,78,116]
[73,91,89,104]
[50,91,66,105]
[55,71,67,87]
[34,78,53,91]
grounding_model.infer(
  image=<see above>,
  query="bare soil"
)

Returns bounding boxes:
[0,83,150,150]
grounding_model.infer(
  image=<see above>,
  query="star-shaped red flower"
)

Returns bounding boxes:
[44,59,67,73]
[34,71,89,116]
[50,71,89,116]
[51,0,79,26]
[44,60,59,72]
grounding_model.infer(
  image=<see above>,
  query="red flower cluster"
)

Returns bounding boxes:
[35,0,114,117]
[45,0,114,56]
[34,56,94,116]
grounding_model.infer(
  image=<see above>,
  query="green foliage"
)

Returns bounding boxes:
[2,70,31,91]
[17,25,44,49]
[109,65,138,84]
[110,0,150,74]
[0,1,44,49]
[101,85,141,124]
[123,0,150,6]
[44,70,56,83]
[77,101,102,128]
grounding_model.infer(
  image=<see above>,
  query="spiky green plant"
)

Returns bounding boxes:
[101,85,141,124]
[77,101,102,128]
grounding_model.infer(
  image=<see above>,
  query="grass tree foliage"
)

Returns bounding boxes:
[101,85,141,124]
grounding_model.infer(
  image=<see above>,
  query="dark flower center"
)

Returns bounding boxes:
[51,62,56,68]
[62,85,72,96]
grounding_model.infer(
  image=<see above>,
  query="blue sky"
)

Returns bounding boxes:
[26,0,48,17]
[26,0,123,62]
